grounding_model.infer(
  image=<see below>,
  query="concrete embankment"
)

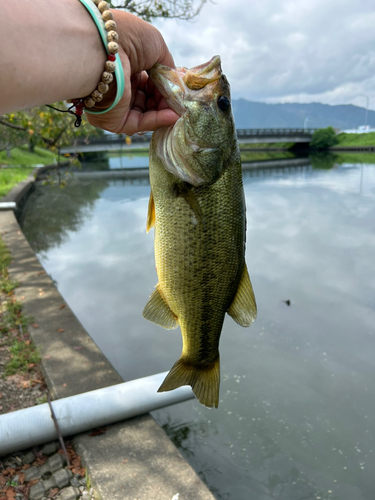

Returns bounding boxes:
[0,168,216,500]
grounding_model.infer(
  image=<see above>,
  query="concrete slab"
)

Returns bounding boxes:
[75,416,215,500]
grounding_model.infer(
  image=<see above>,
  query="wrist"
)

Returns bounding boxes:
[0,0,106,113]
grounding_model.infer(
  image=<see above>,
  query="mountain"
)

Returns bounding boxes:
[231,100,375,130]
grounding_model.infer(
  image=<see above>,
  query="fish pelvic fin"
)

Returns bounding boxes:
[227,262,257,327]
[142,285,178,329]
[158,356,220,408]
[146,190,155,233]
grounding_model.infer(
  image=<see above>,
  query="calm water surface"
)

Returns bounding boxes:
[20,159,375,500]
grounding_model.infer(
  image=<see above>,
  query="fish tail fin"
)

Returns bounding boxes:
[158,356,220,408]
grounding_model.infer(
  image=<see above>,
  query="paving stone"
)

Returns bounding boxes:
[42,476,57,490]
[41,442,59,456]
[29,482,46,500]
[48,453,66,472]
[39,463,51,476]
[25,466,42,481]
[57,486,80,500]
[22,451,35,464]
[70,477,81,488]
[53,468,73,489]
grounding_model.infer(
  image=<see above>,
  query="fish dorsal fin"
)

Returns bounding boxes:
[142,285,178,330]
[227,263,257,327]
[146,190,155,233]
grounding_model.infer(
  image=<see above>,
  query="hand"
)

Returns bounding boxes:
[86,11,179,136]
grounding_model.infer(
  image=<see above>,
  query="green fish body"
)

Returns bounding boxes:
[143,56,257,408]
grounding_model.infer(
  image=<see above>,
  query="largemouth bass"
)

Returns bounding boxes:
[143,56,257,408]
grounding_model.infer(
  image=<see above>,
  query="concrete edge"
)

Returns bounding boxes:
[0,201,216,499]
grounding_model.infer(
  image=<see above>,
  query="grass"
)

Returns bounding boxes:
[0,235,40,375]
[335,152,375,164]
[5,339,41,376]
[0,145,56,167]
[241,150,295,162]
[0,166,35,199]
[0,145,57,199]
[239,142,295,150]
[107,148,149,156]
[335,132,375,147]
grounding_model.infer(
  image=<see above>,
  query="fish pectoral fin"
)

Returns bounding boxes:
[175,182,206,229]
[146,190,155,233]
[142,285,178,330]
[227,262,257,327]
[158,356,220,408]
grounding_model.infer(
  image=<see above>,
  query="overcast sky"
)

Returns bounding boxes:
[154,0,375,110]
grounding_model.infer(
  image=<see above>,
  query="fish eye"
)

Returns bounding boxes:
[217,95,230,112]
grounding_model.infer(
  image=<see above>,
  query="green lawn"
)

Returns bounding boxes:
[0,145,56,167]
[335,132,375,147]
[241,151,295,162]
[0,146,57,199]
[239,142,295,150]
[107,148,150,156]
[0,167,36,199]
[335,152,375,164]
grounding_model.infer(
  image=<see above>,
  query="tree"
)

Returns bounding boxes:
[310,127,339,150]
[109,0,206,22]
[0,0,205,155]
[0,105,101,155]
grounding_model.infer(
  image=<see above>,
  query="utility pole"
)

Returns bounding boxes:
[359,95,369,127]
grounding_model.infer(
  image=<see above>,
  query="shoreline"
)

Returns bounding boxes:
[0,168,216,500]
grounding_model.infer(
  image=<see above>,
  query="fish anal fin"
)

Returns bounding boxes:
[146,190,155,233]
[158,356,220,408]
[142,285,178,330]
[227,263,257,327]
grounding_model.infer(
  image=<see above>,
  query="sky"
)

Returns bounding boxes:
[153,0,375,110]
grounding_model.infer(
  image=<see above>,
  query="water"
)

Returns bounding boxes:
[78,153,149,171]
[20,158,375,500]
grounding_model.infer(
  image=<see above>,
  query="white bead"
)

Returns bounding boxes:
[108,42,118,54]
[91,90,103,102]
[98,1,109,13]
[107,31,119,43]
[101,71,114,84]
[105,61,116,73]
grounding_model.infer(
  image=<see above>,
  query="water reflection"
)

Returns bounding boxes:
[19,157,375,500]
[19,177,109,255]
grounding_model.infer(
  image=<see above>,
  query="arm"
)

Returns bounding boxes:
[0,0,179,134]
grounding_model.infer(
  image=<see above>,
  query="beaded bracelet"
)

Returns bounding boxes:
[67,0,125,118]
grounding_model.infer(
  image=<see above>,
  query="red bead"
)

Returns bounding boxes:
[72,98,80,105]
[75,101,84,109]
[108,54,116,61]
[75,109,84,116]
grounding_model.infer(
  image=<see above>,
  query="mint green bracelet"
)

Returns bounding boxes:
[77,0,125,115]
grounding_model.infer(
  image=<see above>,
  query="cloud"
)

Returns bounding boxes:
[154,0,375,109]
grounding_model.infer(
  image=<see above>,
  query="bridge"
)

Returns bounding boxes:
[61,128,318,154]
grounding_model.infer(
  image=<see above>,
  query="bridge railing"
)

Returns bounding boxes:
[236,128,319,137]
[68,128,319,147]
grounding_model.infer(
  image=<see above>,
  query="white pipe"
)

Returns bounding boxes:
[0,371,194,456]
[0,202,16,211]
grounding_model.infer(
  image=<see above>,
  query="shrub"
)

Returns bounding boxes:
[310,127,339,150]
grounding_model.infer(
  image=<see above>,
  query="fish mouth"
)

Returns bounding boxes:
[149,55,222,117]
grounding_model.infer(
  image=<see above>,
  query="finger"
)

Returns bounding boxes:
[121,108,179,135]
